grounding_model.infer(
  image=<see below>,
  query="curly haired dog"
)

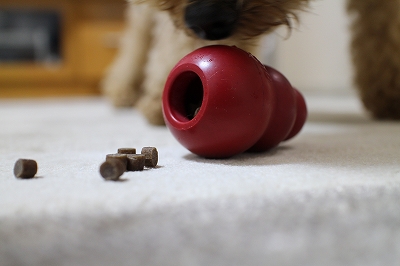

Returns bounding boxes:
[347,0,400,120]
[102,0,400,124]
[101,0,309,125]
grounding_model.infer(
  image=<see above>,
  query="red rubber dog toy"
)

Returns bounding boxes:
[162,45,307,158]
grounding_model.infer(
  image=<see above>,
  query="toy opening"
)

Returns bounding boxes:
[168,71,204,122]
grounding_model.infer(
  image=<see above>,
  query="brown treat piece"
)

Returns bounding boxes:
[141,147,158,167]
[106,154,128,170]
[14,159,38,179]
[99,160,125,181]
[117,148,137,154]
[127,154,145,171]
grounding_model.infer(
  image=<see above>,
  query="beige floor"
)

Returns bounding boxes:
[1,91,400,266]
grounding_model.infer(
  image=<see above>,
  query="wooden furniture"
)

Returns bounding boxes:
[0,0,125,98]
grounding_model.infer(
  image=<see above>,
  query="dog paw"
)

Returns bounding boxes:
[137,96,165,125]
[101,77,138,107]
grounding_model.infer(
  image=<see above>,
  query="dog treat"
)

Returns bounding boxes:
[127,154,145,171]
[106,154,128,170]
[100,160,125,181]
[141,147,158,167]
[14,159,38,179]
[117,148,137,154]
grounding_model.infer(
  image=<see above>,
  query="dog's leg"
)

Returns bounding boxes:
[136,12,200,125]
[101,4,154,107]
[348,0,400,119]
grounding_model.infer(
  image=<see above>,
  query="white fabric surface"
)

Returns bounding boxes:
[1,92,400,266]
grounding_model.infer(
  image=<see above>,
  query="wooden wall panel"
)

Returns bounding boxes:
[0,0,125,98]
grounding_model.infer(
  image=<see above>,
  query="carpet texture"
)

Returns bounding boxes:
[1,92,400,266]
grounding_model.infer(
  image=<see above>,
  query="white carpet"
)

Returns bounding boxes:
[1,91,400,266]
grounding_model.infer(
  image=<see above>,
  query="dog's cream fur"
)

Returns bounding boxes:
[102,0,400,124]
[101,0,309,125]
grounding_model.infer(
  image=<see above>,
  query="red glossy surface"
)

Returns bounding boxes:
[284,88,308,141]
[162,45,307,158]
[248,66,296,152]
[162,45,274,158]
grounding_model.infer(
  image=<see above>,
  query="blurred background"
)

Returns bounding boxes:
[0,0,352,99]
[0,0,125,98]
[267,0,353,93]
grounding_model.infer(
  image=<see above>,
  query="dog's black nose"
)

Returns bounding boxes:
[184,0,238,40]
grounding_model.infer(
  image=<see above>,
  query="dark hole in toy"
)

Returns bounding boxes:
[169,71,203,122]
[184,76,203,119]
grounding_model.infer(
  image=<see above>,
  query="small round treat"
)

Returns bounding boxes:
[127,154,145,171]
[106,154,128,170]
[141,147,158,167]
[99,160,125,181]
[14,159,38,179]
[117,148,137,154]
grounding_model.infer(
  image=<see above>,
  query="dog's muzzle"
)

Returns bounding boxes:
[184,0,239,40]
